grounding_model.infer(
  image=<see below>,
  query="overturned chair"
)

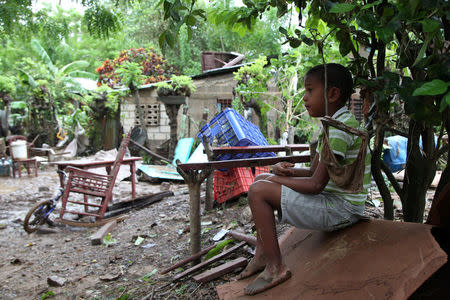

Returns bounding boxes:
[59,132,131,225]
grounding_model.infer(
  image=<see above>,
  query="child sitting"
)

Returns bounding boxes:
[237,63,371,295]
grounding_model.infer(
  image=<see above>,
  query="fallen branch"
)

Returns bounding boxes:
[172,241,245,281]
[226,231,257,246]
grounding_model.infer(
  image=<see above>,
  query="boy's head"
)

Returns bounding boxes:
[303,63,353,117]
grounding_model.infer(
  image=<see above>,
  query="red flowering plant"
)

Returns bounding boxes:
[96,47,178,87]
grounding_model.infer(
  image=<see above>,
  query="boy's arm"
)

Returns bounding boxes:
[266,159,329,195]
[272,155,319,177]
[292,154,319,177]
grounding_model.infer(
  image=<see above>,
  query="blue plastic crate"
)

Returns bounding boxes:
[197,108,276,161]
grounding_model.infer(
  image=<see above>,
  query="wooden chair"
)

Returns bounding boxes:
[6,135,38,178]
[59,131,131,223]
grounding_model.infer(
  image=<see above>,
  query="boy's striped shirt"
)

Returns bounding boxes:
[317,106,371,205]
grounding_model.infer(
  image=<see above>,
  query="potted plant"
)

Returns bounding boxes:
[155,75,196,105]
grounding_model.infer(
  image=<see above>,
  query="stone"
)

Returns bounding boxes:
[47,275,67,287]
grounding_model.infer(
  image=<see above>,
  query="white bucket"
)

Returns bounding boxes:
[10,140,28,159]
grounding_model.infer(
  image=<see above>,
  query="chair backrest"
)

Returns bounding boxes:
[6,135,29,160]
[109,131,132,182]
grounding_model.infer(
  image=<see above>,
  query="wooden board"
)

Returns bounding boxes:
[216,219,447,300]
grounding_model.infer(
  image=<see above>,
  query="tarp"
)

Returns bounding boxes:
[138,138,200,181]
[382,135,407,172]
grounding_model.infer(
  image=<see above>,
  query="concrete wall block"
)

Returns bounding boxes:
[161,117,169,126]
[154,132,169,140]
[148,127,160,134]
[160,125,170,133]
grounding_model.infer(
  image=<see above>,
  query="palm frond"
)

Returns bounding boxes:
[30,39,56,73]
[60,61,90,75]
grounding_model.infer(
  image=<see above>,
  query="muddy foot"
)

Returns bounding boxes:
[235,255,267,280]
[244,265,291,295]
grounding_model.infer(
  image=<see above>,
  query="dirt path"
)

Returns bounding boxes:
[0,168,257,299]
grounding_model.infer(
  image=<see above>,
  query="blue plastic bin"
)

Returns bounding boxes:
[197,108,275,161]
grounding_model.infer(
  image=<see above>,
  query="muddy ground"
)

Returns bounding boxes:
[0,165,435,300]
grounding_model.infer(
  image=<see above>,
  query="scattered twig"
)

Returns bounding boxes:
[142,287,155,300]
[189,282,203,297]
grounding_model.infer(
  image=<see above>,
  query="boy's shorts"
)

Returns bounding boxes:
[280,185,366,231]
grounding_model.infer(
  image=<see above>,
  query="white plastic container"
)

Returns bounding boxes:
[10,140,28,159]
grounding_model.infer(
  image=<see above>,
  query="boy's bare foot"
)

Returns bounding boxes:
[244,264,291,295]
[235,254,267,280]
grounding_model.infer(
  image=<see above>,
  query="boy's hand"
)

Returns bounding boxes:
[272,162,295,176]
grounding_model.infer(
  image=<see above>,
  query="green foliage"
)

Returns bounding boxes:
[115,61,145,90]
[155,75,196,97]
[97,47,177,87]
[40,290,55,300]
[82,2,122,38]
[0,75,16,95]
[233,56,271,136]
[138,268,158,284]
[102,232,117,247]
[234,56,270,102]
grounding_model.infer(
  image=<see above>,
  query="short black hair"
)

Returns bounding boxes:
[305,63,353,104]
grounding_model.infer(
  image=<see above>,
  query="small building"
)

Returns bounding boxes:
[121,52,280,153]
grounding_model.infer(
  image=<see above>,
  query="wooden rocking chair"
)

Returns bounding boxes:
[59,131,132,225]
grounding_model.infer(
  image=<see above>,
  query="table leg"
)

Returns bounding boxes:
[18,161,22,177]
[58,167,65,188]
[130,162,136,199]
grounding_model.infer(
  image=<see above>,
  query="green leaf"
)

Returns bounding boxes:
[356,11,379,31]
[139,268,158,282]
[361,0,382,10]
[278,26,287,35]
[421,19,440,33]
[288,38,301,48]
[165,30,175,48]
[186,15,196,26]
[187,26,193,40]
[158,31,166,49]
[412,35,431,67]
[205,239,234,261]
[377,27,394,43]
[413,80,449,96]
[10,101,27,110]
[439,93,449,112]
[41,290,55,300]
[329,3,356,13]
[134,236,145,246]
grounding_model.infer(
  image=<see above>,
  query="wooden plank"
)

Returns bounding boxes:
[193,257,248,283]
[107,191,174,211]
[173,241,246,281]
[227,231,257,246]
[177,155,310,171]
[90,220,117,245]
[212,144,309,155]
[160,241,229,275]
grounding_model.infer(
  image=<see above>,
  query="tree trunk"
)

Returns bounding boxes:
[433,109,449,202]
[133,88,148,140]
[4,95,10,136]
[402,120,437,222]
[371,125,394,220]
[164,104,180,159]
[198,110,214,211]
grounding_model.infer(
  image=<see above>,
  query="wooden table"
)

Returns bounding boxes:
[51,157,142,199]
[177,143,311,256]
